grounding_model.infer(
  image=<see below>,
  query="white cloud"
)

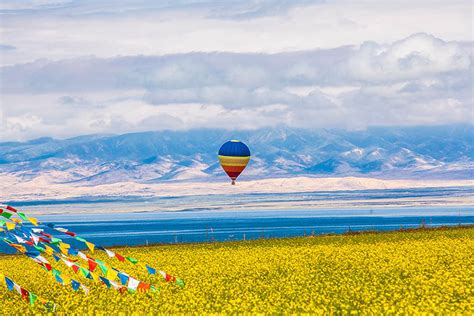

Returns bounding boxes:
[345,33,470,82]
[0,1,471,65]
[0,1,472,141]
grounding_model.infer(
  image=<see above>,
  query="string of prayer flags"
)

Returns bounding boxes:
[0,272,57,311]
[0,203,185,308]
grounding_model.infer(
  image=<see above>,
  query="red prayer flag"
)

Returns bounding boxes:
[39,237,51,244]
[40,232,53,239]
[165,274,176,282]
[6,205,18,213]
[21,288,29,301]
[88,260,98,272]
[72,265,79,273]
[115,253,125,262]
[137,282,151,290]
[65,231,77,237]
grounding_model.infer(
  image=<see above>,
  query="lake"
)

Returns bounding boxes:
[1,207,473,253]
[1,187,473,253]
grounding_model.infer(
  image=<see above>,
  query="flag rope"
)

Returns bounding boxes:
[0,271,57,311]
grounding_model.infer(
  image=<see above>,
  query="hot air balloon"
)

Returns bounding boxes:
[218,140,250,185]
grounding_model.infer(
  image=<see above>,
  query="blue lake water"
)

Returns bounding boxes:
[1,205,473,254]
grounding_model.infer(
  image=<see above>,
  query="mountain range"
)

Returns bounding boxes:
[0,125,472,185]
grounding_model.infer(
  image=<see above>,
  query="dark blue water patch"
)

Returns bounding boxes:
[1,207,472,254]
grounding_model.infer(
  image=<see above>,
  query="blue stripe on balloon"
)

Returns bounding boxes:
[218,141,250,157]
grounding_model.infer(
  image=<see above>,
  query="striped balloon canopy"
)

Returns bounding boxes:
[218,140,251,185]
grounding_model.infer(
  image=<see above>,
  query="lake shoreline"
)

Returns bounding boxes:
[1,224,472,257]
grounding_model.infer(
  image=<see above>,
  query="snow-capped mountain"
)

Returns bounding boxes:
[0,125,472,184]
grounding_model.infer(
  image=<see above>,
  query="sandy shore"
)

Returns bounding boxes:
[1,173,472,204]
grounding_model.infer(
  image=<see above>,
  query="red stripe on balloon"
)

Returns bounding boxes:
[222,165,246,173]
[225,171,242,179]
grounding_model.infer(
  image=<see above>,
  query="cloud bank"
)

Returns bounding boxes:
[1,33,472,140]
[0,1,472,141]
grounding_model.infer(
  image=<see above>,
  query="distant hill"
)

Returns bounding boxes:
[0,125,472,184]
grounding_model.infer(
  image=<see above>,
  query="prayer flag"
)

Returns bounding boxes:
[137,282,151,291]
[88,260,98,272]
[115,253,125,262]
[68,247,79,256]
[28,217,39,226]
[71,280,80,291]
[21,288,29,301]
[51,237,62,244]
[126,257,139,264]
[100,276,111,288]
[127,277,140,290]
[1,212,13,219]
[146,265,156,275]
[85,241,95,253]
[98,262,108,275]
[118,272,129,285]
[55,275,63,284]
[17,212,28,221]
[6,205,18,213]
[29,292,37,306]
[5,277,15,291]
[6,222,16,230]
[81,284,90,295]
[106,269,118,281]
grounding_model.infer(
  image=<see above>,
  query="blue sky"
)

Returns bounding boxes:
[0,0,472,140]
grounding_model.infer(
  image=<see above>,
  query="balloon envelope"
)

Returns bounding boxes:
[218,140,250,184]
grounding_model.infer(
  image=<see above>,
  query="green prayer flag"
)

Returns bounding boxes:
[98,263,108,275]
[0,220,5,226]
[75,236,87,242]
[29,292,37,306]
[17,212,28,221]
[52,268,61,276]
[51,237,62,244]
[176,278,185,288]
[126,257,139,264]
[34,245,45,253]
[80,267,89,278]
[0,212,12,219]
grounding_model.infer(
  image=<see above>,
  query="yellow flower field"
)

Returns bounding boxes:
[0,226,473,314]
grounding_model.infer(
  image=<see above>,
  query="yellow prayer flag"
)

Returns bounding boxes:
[59,242,70,254]
[11,218,22,224]
[85,241,95,253]
[90,272,97,281]
[6,222,16,231]
[62,275,71,285]
[11,244,26,253]
[44,245,54,255]
[106,269,118,281]
[28,217,39,226]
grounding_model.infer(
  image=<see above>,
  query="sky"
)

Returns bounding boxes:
[0,0,472,141]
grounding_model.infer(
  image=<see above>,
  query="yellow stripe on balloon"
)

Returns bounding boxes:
[218,156,250,166]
